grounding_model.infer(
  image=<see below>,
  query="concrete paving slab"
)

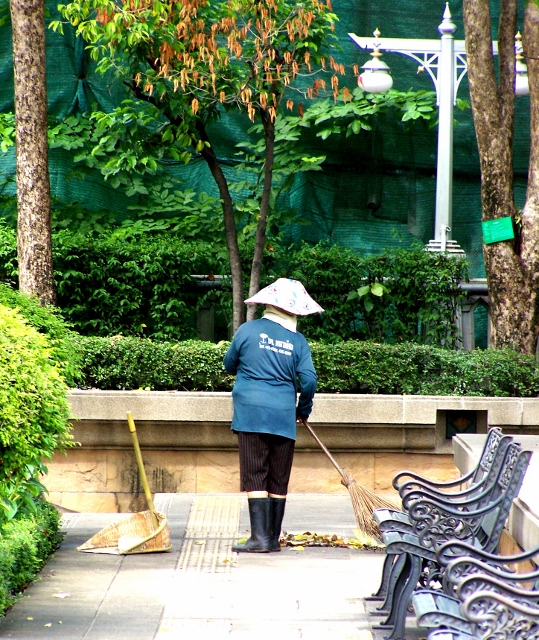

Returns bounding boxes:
[0,494,426,640]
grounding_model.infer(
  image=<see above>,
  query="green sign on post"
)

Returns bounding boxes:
[482,217,515,244]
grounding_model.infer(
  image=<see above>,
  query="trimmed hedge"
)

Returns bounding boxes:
[78,337,234,390]
[76,336,539,397]
[311,342,539,396]
[0,499,62,614]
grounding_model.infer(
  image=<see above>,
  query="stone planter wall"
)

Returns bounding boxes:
[46,391,539,512]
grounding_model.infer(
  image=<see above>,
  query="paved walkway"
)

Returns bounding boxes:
[0,494,424,640]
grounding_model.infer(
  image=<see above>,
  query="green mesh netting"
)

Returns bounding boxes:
[0,0,531,281]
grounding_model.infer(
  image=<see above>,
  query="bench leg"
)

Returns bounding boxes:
[376,552,406,616]
[381,553,422,640]
[366,552,395,601]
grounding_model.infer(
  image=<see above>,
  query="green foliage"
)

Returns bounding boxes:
[301,87,437,140]
[0,114,15,153]
[0,283,82,387]
[78,337,234,390]
[48,102,193,195]
[352,282,389,314]
[269,242,468,346]
[125,188,223,241]
[0,219,17,282]
[234,116,325,240]
[75,336,539,397]
[0,499,62,614]
[0,305,72,524]
[311,342,539,396]
[52,229,222,339]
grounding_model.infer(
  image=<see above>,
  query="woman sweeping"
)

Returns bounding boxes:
[224,278,324,553]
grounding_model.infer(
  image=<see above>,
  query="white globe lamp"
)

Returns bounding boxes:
[358,30,393,94]
[359,54,394,93]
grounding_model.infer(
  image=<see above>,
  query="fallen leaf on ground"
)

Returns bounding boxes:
[280,532,384,550]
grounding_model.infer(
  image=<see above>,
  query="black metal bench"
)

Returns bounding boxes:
[376,427,512,536]
[371,441,531,640]
[392,427,509,496]
[416,572,539,640]
[413,539,539,638]
[369,428,513,603]
[441,538,539,595]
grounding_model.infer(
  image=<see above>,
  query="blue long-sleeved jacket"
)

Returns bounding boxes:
[223,318,317,440]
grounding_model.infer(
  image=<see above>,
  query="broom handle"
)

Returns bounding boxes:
[303,421,346,481]
[127,412,159,530]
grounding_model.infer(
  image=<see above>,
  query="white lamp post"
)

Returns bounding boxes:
[515,32,529,97]
[349,3,529,255]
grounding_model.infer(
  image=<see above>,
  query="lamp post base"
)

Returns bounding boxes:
[425,239,466,256]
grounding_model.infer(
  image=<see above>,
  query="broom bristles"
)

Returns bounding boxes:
[341,472,401,541]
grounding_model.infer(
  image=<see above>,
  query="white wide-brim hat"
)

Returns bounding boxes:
[245,278,324,316]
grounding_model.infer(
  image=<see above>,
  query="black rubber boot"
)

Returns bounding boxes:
[269,497,286,552]
[232,497,270,553]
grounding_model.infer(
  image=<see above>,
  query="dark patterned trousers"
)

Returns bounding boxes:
[237,431,295,495]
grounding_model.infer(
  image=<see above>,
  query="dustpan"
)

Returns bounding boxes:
[77,412,171,555]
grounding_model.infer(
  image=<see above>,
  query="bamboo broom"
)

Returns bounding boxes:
[303,421,400,541]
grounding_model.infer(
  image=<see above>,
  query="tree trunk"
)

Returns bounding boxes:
[463,0,539,355]
[246,110,275,323]
[196,121,245,334]
[522,1,539,286]
[10,0,56,305]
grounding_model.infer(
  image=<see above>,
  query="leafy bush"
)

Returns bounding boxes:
[0,499,62,614]
[0,219,468,346]
[268,242,468,346]
[53,229,221,340]
[75,336,539,397]
[0,283,82,387]
[0,304,72,522]
[0,218,226,341]
[0,219,16,283]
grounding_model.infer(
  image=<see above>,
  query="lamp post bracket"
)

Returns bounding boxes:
[348,33,498,56]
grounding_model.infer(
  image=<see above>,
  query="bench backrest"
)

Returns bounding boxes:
[401,429,513,511]
[409,442,530,552]
[475,443,531,553]
[475,427,512,482]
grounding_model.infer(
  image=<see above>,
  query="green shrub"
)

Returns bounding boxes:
[0,304,72,522]
[0,220,16,284]
[0,221,468,345]
[75,336,539,397]
[0,499,62,614]
[0,283,82,387]
[53,229,221,340]
[269,242,468,346]
[78,336,234,390]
